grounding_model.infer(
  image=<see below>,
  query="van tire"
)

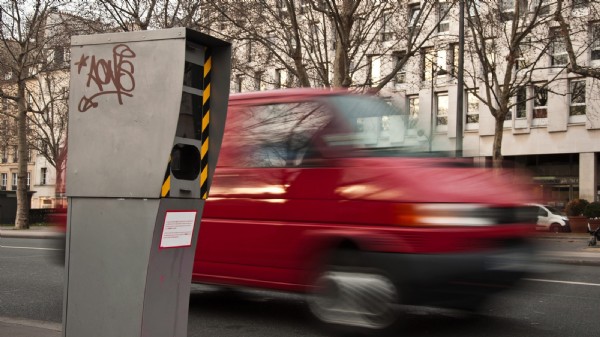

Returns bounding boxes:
[549,224,561,233]
[307,249,400,334]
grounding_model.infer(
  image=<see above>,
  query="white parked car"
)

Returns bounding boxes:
[531,204,571,233]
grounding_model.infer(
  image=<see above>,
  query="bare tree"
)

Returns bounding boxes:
[0,0,71,228]
[554,0,600,79]
[27,73,69,170]
[465,0,567,168]
[199,0,446,90]
[78,0,207,31]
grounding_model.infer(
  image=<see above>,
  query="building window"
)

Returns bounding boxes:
[591,23,600,61]
[550,28,568,66]
[26,172,30,190]
[408,96,419,128]
[0,173,6,190]
[380,13,393,41]
[298,0,310,14]
[467,0,481,26]
[393,51,406,85]
[503,86,513,120]
[11,172,17,190]
[235,74,244,93]
[573,0,589,10]
[438,1,451,33]
[366,55,373,86]
[533,83,548,118]
[1,147,6,163]
[482,40,498,74]
[254,71,264,91]
[516,37,531,70]
[276,0,289,17]
[422,47,435,81]
[246,42,253,63]
[436,49,448,77]
[436,93,449,126]
[408,4,421,30]
[530,0,550,15]
[367,55,381,87]
[52,46,64,65]
[500,0,514,21]
[275,68,287,89]
[450,44,459,76]
[501,0,527,21]
[466,89,479,124]
[41,167,47,185]
[64,48,71,63]
[1,121,7,139]
[12,146,17,163]
[569,79,586,116]
[516,86,527,119]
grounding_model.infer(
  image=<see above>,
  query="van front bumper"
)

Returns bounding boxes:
[362,239,535,309]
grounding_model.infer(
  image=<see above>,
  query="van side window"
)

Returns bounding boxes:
[237,102,332,168]
[538,207,548,217]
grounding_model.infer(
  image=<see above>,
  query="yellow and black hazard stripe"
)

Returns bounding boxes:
[161,156,171,198]
[201,49,211,199]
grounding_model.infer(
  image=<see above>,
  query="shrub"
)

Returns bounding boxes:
[584,201,600,219]
[565,199,590,216]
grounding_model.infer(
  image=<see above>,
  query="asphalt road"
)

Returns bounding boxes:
[2,236,600,337]
[0,237,64,324]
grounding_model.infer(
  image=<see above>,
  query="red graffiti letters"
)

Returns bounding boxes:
[77,44,136,112]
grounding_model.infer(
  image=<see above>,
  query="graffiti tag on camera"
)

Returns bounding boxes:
[75,44,136,112]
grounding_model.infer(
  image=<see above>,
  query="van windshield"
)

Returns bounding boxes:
[325,95,429,156]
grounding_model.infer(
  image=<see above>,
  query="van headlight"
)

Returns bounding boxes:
[395,203,536,227]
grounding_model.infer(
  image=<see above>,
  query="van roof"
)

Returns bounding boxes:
[229,88,359,102]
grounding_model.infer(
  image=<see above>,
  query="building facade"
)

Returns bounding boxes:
[222,0,600,208]
[0,9,73,211]
[0,98,59,210]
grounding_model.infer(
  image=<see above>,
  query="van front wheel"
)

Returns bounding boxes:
[307,251,399,332]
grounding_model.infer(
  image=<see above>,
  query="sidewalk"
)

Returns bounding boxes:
[0,317,61,337]
[533,231,600,266]
[0,226,64,239]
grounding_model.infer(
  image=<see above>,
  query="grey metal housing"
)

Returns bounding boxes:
[63,28,231,337]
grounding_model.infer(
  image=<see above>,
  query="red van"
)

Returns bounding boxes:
[192,89,535,331]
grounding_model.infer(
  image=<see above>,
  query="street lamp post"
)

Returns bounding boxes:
[429,56,435,152]
[429,55,449,152]
[455,0,465,158]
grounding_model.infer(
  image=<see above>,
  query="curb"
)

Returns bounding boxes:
[533,233,590,240]
[538,258,600,267]
[0,229,64,239]
[536,250,600,267]
[0,316,61,337]
[0,316,61,331]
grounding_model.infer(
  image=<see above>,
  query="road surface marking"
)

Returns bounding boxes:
[525,278,600,287]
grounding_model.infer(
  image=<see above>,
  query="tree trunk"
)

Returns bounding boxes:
[332,0,353,87]
[332,37,348,87]
[293,55,311,87]
[15,83,29,229]
[492,116,504,169]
